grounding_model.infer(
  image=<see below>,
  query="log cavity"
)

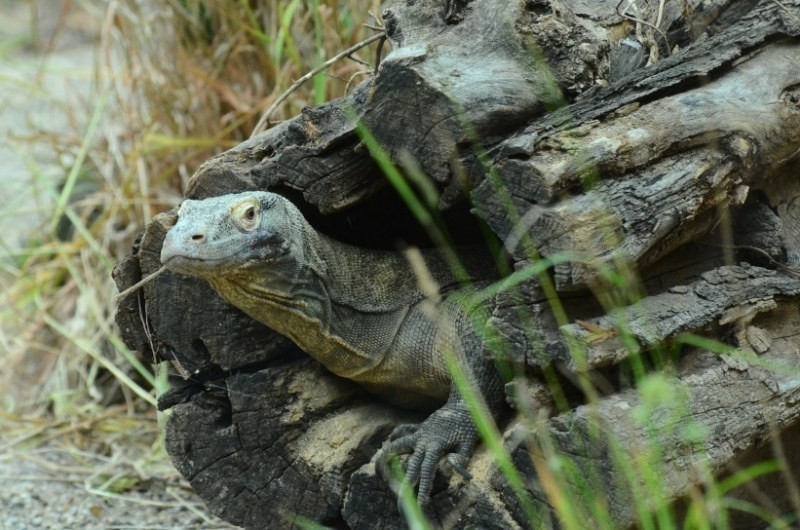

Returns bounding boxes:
[275,184,496,252]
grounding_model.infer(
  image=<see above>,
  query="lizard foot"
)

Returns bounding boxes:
[376,406,477,506]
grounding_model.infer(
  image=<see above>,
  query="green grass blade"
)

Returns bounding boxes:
[42,311,157,408]
[48,88,110,234]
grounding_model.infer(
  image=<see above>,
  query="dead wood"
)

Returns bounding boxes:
[113,0,800,528]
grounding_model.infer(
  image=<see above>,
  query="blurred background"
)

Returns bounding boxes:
[0,0,381,527]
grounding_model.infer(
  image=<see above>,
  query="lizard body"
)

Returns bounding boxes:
[160,191,504,503]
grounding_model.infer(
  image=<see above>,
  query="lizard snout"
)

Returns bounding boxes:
[160,224,208,269]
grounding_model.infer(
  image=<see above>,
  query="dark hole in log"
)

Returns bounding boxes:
[191,338,209,357]
[506,152,531,162]
[272,183,500,253]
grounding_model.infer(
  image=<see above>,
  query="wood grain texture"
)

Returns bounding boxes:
[111,0,800,527]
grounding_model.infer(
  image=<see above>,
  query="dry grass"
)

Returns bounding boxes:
[0,0,384,502]
[3,2,788,528]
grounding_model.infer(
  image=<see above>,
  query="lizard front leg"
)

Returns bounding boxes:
[377,355,505,505]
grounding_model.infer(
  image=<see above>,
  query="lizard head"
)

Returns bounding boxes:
[160,191,301,279]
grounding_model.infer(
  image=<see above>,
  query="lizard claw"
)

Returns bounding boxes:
[446,453,473,480]
[375,423,416,484]
[376,407,478,506]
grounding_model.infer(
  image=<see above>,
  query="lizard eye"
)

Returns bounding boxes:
[234,200,260,231]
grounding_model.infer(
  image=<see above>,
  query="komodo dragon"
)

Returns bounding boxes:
[159,190,505,504]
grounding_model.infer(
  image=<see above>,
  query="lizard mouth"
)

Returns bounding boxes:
[160,236,290,276]
[160,253,231,276]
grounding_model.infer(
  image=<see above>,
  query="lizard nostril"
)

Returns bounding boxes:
[191,233,205,242]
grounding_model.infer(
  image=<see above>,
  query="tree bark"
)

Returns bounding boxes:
[114,0,800,528]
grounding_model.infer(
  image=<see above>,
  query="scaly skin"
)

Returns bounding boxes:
[160,191,505,504]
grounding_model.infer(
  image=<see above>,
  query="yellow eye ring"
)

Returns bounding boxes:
[233,199,260,231]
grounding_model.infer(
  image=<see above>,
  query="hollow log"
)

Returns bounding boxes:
[114,0,800,528]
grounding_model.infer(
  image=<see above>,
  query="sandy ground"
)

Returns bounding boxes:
[0,456,234,530]
[0,2,237,529]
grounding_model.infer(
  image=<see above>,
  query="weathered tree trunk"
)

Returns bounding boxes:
[114,0,800,528]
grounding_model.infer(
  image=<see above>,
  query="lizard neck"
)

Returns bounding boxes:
[205,216,421,378]
[206,219,366,363]
[210,220,332,328]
